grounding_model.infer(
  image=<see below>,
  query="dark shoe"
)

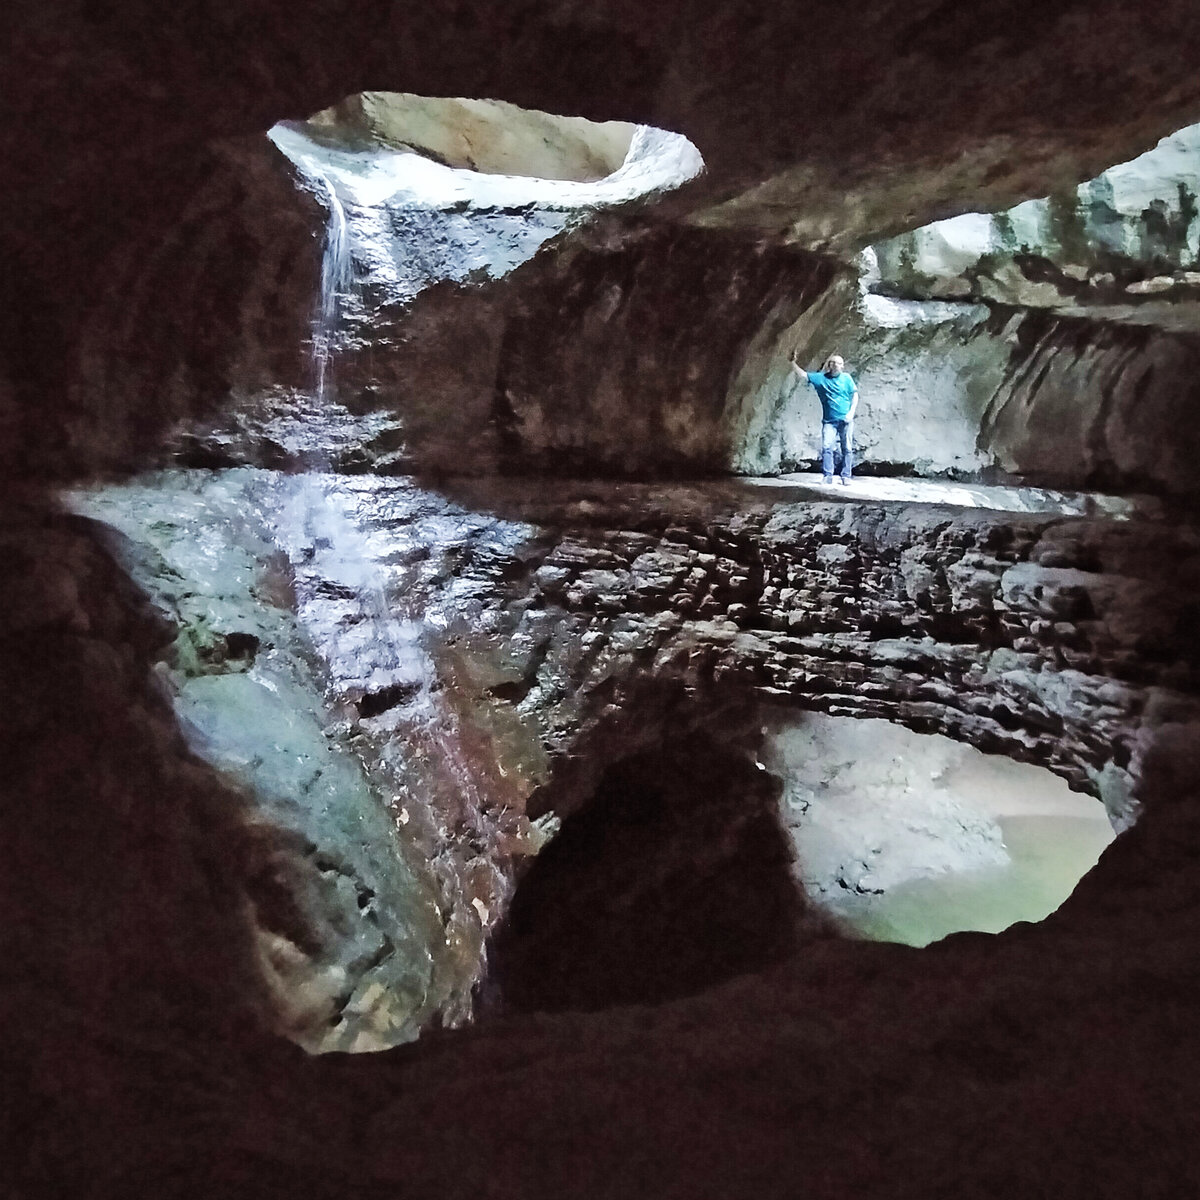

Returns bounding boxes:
[840,476,852,485]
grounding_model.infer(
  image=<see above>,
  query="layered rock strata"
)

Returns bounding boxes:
[59,470,1199,1047]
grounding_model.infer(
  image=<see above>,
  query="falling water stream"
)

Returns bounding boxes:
[281,172,515,1026]
[311,170,355,405]
[57,110,713,1050]
[232,116,704,1037]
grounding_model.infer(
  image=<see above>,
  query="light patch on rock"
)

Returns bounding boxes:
[761,712,1115,946]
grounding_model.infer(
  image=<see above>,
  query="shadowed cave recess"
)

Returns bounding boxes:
[6,6,1200,1198]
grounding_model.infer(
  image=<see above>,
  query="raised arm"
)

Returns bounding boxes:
[788,348,807,379]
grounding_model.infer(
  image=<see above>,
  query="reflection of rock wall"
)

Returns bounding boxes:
[71,479,463,1054]
[766,716,1012,898]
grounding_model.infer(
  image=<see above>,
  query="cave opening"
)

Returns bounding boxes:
[741,120,1200,500]
[487,708,1120,1014]
[265,90,703,410]
[761,711,1117,948]
[486,734,810,1013]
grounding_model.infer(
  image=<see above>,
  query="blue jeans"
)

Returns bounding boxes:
[822,419,853,479]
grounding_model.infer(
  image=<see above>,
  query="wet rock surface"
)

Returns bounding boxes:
[4,466,1200,1195]
[56,470,1200,1038]
[8,3,1200,1192]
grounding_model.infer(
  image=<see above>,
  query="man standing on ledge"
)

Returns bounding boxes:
[789,351,859,485]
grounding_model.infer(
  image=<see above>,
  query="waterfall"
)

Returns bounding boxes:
[312,170,354,404]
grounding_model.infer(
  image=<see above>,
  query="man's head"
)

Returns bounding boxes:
[823,355,844,376]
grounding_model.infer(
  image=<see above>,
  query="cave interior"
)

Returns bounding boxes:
[5,3,1200,1197]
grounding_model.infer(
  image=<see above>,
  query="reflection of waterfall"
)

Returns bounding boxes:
[312,172,354,404]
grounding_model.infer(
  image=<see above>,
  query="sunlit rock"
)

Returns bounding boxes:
[303,92,639,182]
[762,713,1115,946]
[874,123,1200,307]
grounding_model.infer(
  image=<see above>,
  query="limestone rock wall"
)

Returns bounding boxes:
[721,122,1200,493]
[873,122,1200,307]
[736,286,1200,495]
[64,471,1200,1039]
[388,222,836,478]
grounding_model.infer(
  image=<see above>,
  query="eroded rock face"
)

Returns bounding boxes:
[731,127,1200,492]
[737,290,1200,494]
[51,469,1196,1054]
[384,222,835,478]
[7,2,1200,489]
[302,92,638,181]
[8,2,1200,1194]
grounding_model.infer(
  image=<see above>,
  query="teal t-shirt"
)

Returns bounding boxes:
[805,370,858,421]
